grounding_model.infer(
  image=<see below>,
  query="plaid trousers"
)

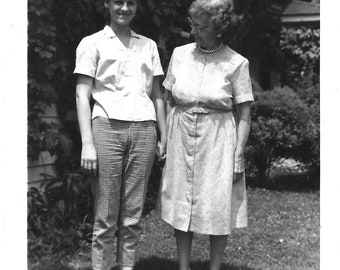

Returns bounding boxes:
[91,117,157,269]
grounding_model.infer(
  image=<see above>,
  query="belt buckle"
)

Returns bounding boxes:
[190,107,202,113]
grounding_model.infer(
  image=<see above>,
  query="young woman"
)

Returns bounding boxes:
[74,1,166,269]
[158,1,253,270]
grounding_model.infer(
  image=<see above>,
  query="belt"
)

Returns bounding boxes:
[176,104,230,114]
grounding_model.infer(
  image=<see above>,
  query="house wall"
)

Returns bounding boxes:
[27,104,60,188]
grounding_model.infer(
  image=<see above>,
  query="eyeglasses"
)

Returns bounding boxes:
[187,17,212,32]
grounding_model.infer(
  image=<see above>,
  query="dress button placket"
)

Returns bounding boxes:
[196,54,206,101]
[187,114,196,210]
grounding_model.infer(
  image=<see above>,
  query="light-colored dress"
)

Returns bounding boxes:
[158,43,254,235]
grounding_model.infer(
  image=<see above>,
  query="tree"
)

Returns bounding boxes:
[280,26,320,88]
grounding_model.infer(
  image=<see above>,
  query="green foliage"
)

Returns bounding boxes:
[247,86,319,181]
[28,173,94,231]
[28,0,58,160]
[28,0,105,162]
[280,26,320,87]
[295,83,320,179]
[27,173,93,265]
[277,23,320,183]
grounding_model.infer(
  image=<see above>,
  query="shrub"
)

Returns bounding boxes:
[293,83,320,181]
[246,86,319,181]
[278,24,320,183]
[27,173,94,265]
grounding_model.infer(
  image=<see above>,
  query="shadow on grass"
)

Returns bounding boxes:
[247,171,319,192]
[109,256,256,270]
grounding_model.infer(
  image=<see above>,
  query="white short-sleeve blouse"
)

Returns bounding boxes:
[74,25,164,121]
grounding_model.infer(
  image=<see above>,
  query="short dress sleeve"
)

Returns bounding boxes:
[162,49,176,92]
[230,59,254,104]
[73,36,98,78]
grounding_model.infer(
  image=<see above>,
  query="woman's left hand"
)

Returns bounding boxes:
[156,140,167,161]
[233,151,245,183]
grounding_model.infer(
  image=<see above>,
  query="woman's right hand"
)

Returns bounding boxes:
[76,74,97,176]
[81,142,97,176]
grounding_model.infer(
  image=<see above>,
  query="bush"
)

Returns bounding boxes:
[27,173,94,266]
[294,83,320,181]
[278,24,320,183]
[246,86,319,181]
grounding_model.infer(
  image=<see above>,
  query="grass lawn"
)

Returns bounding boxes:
[33,186,319,270]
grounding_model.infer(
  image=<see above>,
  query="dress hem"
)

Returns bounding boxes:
[160,216,248,236]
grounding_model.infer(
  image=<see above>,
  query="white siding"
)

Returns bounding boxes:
[28,104,60,188]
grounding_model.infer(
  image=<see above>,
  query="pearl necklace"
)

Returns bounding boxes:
[198,42,223,54]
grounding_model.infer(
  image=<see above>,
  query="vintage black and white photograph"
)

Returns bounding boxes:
[3,0,339,269]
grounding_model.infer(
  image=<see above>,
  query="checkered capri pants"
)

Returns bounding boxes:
[91,117,157,269]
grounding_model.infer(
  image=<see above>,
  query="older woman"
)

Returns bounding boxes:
[158,0,254,269]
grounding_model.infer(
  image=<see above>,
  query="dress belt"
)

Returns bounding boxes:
[176,104,231,114]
